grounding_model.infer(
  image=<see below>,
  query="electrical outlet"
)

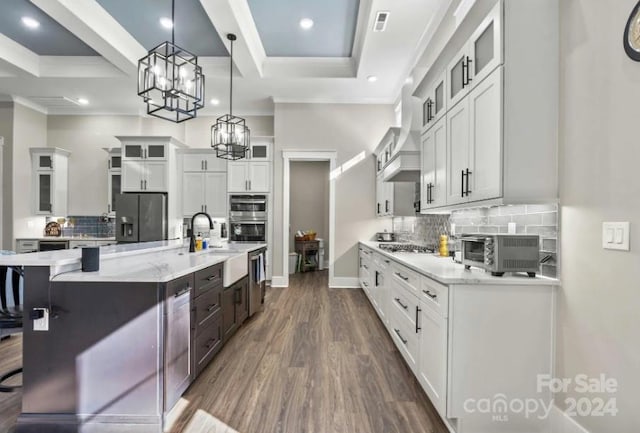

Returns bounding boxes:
[602,222,630,251]
[33,308,49,331]
[508,222,517,234]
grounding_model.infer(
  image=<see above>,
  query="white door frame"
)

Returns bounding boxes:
[281,150,336,287]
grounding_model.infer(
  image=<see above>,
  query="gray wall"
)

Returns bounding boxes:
[273,103,395,280]
[558,0,640,431]
[0,102,14,250]
[289,161,329,253]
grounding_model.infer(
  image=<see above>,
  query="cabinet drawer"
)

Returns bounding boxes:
[193,285,222,330]
[391,282,421,329]
[166,274,194,298]
[391,262,420,295]
[420,277,449,317]
[194,264,223,297]
[194,311,222,377]
[389,306,419,372]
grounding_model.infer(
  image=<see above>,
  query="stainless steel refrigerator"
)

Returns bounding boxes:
[115,193,167,243]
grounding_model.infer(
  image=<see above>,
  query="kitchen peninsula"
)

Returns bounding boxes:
[0,240,267,433]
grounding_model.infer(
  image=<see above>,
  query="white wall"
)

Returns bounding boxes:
[290,161,329,253]
[0,102,13,249]
[273,103,395,279]
[558,1,640,431]
[12,103,48,241]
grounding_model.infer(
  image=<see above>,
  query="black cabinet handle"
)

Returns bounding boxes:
[174,286,191,297]
[384,260,390,264]
[375,271,380,287]
[423,289,438,300]
[363,264,369,270]
[462,56,473,87]
[416,306,422,333]
[394,297,408,310]
[461,170,466,197]
[385,200,390,213]
[394,328,408,345]
[206,275,218,281]
[377,203,380,214]
[395,272,409,281]
[465,168,472,196]
[205,338,215,349]
[207,304,216,312]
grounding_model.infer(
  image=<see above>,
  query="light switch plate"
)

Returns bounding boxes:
[602,222,630,251]
[33,308,49,331]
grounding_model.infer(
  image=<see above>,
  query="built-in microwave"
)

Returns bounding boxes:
[461,234,540,277]
[230,221,266,242]
[229,195,267,220]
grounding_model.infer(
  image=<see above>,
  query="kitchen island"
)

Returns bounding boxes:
[0,240,267,433]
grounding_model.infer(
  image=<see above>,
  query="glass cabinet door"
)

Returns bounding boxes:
[469,2,502,88]
[38,155,53,169]
[146,144,166,159]
[37,172,52,213]
[434,80,445,118]
[109,173,121,213]
[110,155,122,169]
[124,144,143,159]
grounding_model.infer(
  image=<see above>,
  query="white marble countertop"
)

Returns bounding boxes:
[0,240,267,282]
[360,241,559,286]
[17,237,116,241]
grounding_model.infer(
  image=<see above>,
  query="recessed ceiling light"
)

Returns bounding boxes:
[77,98,89,105]
[21,17,40,29]
[159,17,173,29]
[367,75,378,83]
[210,98,220,105]
[299,18,314,30]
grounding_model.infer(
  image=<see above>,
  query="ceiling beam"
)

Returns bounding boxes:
[0,34,39,77]
[199,0,266,78]
[29,0,147,76]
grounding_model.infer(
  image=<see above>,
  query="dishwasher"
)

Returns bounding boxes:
[248,248,266,316]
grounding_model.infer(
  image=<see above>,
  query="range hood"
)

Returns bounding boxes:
[382,84,422,182]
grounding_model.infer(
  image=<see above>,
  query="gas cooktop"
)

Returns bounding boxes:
[378,243,435,254]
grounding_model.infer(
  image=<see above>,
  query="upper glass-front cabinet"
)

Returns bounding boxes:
[248,137,273,161]
[123,143,166,160]
[447,2,502,108]
[423,72,447,130]
[30,147,70,216]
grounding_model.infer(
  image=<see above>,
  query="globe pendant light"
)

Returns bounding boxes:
[137,0,204,123]
[211,34,249,160]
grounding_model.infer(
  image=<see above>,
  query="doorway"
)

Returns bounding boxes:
[281,151,336,287]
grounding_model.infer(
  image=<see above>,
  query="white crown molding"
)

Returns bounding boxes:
[11,96,48,114]
[272,96,394,105]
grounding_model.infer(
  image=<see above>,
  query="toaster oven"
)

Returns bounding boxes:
[461,234,540,277]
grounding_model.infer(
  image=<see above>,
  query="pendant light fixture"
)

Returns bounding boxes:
[211,34,250,160]
[137,0,204,123]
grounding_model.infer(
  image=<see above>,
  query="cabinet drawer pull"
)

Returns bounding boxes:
[395,272,409,281]
[461,170,466,197]
[174,286,191,297]
[207,304,217,312]
[394,328,408,345]
[206,275,218,281]
[422,289,437,300]
[363,264,369,270]
[362,282,368,287]
[416,306,421,333]
[465,168,472,195]
[394,297,408,310]
[205,338,216,349]
[384,259,390,264]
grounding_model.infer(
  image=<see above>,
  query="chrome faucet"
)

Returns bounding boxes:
[189,212,213,253]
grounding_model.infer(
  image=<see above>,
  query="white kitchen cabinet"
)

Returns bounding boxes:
[182,172,227,217]
[122,160,167,192]
[418,301,448,417]
[422,72,447,129]
[183,153,226,172]
[421,116,447,211]
[30,148,70,216]
[104,148,121,216]
[69,240,97,249]
[122,142,166,160]
[446,67,502,206]
[227,161,270,193]
[446,2,502,109]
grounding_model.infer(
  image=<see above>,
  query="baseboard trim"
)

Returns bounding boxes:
[550,405,590,433]
[329,277,359,288]
[271,276,288,287]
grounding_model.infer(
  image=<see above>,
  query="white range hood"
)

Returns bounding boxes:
[382,84,422,182]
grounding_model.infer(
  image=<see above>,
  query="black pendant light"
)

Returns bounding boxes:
[211,34,250,160]
[137,0,204,123]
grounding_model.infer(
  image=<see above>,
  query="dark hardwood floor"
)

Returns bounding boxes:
[0,271,448,433]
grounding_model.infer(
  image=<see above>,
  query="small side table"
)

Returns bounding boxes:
[295,240,319,273]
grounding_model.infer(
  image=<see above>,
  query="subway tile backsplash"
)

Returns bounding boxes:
[47,216,115,238]
[393,203,558,278]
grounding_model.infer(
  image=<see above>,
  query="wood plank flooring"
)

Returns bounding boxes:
[168,271,447,433]
[0,334,22,433]
[0,271,448,433]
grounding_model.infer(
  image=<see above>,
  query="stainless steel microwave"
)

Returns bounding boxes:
[461,234,540,277]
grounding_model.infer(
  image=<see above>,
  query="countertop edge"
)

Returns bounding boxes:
[360,241,560,286]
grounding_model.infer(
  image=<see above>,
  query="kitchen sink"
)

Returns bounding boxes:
[207,249,247,286]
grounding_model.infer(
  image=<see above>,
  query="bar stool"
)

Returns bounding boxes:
[0,256,23,393]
